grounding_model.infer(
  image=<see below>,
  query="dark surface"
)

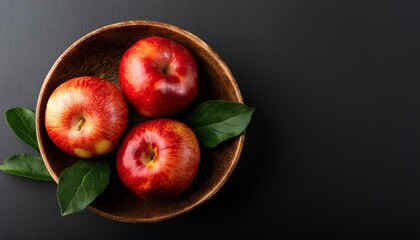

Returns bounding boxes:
[1,0,420,239]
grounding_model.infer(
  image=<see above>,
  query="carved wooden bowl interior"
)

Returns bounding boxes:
[36,20,244,223]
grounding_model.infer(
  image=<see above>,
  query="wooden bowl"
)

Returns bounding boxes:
[36,20,244,223]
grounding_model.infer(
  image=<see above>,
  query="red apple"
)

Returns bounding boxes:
[116,118,200,199]
[119,36,199,117]
[45,76,128,158]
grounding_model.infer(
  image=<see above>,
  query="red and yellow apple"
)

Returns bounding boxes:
[45,76,128,158]
[116,118,200,200]
[119,36,199,117]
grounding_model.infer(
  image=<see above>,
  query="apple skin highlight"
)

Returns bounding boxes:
[119,36,199,118]
[45,76,128,158]
[116,118,200,200]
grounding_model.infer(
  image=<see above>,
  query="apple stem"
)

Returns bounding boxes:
[76,118,85,131]
[149,149,156,161]
[159,65,168,74]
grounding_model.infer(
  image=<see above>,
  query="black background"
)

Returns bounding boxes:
[1,1,420,239]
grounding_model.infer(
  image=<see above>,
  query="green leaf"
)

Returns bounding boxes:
[186,100,255,148]
[5,108,39,151]
[0,154,53,181]
[57,159,111,216]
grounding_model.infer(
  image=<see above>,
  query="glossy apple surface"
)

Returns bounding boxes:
[119,36,199,117]
[116,118,200,200]
[45,76,128,158]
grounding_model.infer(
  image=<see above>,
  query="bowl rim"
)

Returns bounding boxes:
[36,20,245,223]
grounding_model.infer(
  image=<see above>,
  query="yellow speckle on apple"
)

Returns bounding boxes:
[95,139,112,155]
[141,180,152,191]
[74,148,92,158]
